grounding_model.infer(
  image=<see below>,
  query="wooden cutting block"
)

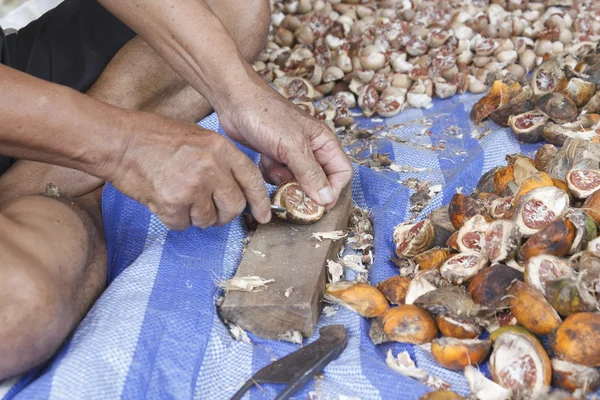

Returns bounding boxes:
[220,186,352,339]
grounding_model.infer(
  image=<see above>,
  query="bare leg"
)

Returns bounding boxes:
[0,0,269,380]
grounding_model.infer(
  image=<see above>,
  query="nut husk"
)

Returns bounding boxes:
[508,281,562,335]
[545,277,599,317]
[471,80,519,124]
[448,194,490,229]
[414,286,485,319]
[431,337,492,371]
[324,281,389,318]
[535,92,578,124]
[430,205,457,248]
[493,166,517,197]
[551,312,600,367]
[435,314,481,340]
[467,263,524,309]
[381,305,438,344]
[377,276,411,305]
[513,172,554,207]
[559,77,596,108]
[535,144,558,171]
[583,189,600,224]
[566,210,597,255]
[551,358,600,393]
[413,247,453,271]
[541,114,600,146]
[517,217,576,264]
[489,86,534,127]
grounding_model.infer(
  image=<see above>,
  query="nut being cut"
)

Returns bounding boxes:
[440,252,489,285]
[272,181,325,224]
[393,219,434,257]
[512,186,569,237]
[489,328,552,397]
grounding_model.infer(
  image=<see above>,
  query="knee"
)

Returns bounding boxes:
[0,259,73,379]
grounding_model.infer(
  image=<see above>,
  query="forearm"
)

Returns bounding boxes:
[0,65,128,178]
[97,0,265,115]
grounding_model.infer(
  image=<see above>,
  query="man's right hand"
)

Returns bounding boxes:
[106,113,271,230]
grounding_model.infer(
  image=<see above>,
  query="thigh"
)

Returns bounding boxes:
[3,0,136,92]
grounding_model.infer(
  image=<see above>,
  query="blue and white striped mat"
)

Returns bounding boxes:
[1,94,556,399]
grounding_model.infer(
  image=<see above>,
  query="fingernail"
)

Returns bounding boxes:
[263,211,272,224]
[318,187,334,204]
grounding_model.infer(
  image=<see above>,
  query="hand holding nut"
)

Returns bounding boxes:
[219,77,353,209]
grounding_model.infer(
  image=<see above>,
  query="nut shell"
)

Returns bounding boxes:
[377,276,411,305]
[535,92,578,124]
[431,338,491,371]
[551,358,600,393]
[324,281,389,318]
[493,166,517,197]
[381,305,438,344]
[467,263,523,309]
[435,315,481,339]
[413,247,453,271]
[517,217,576,264]
[552,312,600,367]
[508,281,562,335]
[583,189,600,224]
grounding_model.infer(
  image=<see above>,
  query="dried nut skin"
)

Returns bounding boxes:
[413,247,453,271]
[517,217,576,264]
[489,86,534,127]
[325,281,389,318]
[535,93,578,124]
[551,358,600,393]
[508,281,562,335]
[430,205,456,248]
[377,276,411,305]
[467,263,523,309]
[381,305,438,344]
[552,312,600,367]
[476,167,501,195]
[560,78,596,108]
[272,181,325,224]
[541,114,600,146]
[393,219,435,257]
[431,338,491,371]
[489,329,552,395]
[470,80,510,124]
[448,194,489,229]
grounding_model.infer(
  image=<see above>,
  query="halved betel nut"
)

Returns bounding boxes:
[272,180,325,224]
[393,219,435,257]
[489,327,552,396]
[566,160,600,199]
[482,219,521,263]
[508,110,549,143]
[431,337,492,371]
[524,254,573,296]
[456,214,490,253]
[440,252,489,285]
[512,186,570,238]
[412,247,453,271]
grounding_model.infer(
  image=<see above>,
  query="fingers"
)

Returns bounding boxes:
[233,158,271,224]
[212,183,246,226]
[259,155,294,186]
[190,195,218,229]
[308,126,354,209]
[154,204,192,231]
[278,132,335,207]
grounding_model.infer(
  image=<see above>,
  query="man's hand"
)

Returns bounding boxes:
[219,77,353,208]
[107,114,271,230]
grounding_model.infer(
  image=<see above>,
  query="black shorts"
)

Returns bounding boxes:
[0,0,136,175]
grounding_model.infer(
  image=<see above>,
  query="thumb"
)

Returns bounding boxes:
[283,139,334,206]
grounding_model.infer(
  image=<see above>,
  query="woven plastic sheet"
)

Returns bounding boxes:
[1,93,562,400]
